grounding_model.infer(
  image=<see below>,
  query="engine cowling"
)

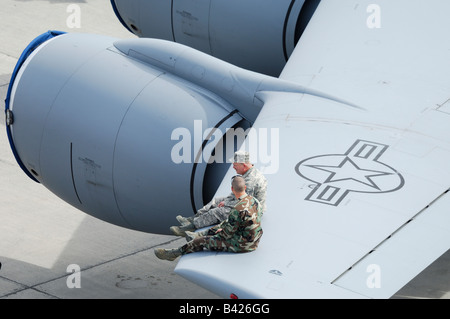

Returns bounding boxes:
[110,0,321,76]
[6,32,263,234]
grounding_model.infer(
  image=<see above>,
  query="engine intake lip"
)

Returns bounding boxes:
[110,0,134,34]
[5,30,66,183]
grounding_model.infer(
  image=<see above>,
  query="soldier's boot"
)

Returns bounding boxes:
[170,224,196,237]
[154,248,182,261]
[176,215,194,227]
[185,230,201,242]
[185,229,211,242]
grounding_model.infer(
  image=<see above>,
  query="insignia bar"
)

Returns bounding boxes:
[295,140,405,206]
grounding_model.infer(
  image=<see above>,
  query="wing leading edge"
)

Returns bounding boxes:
[175,0,450,298]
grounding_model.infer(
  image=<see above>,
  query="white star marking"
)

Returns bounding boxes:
[306,156,393,190]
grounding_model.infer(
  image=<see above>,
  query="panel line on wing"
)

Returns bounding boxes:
[330,188,450,285]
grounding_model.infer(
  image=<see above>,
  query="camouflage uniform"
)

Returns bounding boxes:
[181,194,263,254]
[193,166,267,229]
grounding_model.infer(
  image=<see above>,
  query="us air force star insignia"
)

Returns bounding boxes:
[295,140,405,206]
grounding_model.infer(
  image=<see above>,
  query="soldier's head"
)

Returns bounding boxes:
[231,151,253,175]
[231,175,246,196]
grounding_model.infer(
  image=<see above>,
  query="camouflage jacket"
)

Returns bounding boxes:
[219,166,268,212]
[212,194,263,252]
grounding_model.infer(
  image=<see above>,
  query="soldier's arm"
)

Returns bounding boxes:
[213,196,227,204]
[218,208,240,239]
[253,181,267,210]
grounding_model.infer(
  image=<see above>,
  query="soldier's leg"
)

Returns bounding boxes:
[156,234,237,261]
[196,197,225,215]
[176,198,219,226]
[180,237,206,254]
[180,235,235,255]
[192,206,231,229]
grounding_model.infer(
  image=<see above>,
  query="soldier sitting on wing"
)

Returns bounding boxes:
[155,176,263,261]
[170,151,267,237]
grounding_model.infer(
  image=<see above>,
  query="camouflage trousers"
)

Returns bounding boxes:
[180,235,241,254]
[193,198,233,229]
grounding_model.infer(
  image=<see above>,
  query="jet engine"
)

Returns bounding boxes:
[110,0,321,76]
[6,31,284,234]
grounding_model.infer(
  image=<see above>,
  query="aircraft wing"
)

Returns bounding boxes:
[175,0,450,298]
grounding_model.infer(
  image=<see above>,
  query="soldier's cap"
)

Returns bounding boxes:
[230,151,251,163]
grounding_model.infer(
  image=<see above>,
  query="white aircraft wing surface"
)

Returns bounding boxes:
[175,0,450,298]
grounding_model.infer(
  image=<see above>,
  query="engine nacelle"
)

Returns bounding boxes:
[6,31,273,234]
[110,0,321,76]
